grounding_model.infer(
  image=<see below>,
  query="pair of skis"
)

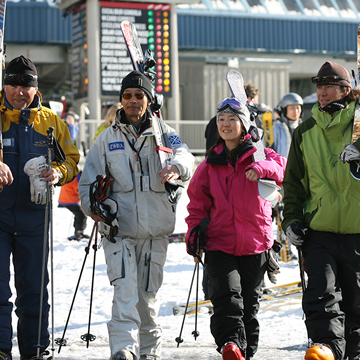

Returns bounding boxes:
[0,0,6,168]
[350,25,360,180]
[120,20,183,204]
[225,70,280,203]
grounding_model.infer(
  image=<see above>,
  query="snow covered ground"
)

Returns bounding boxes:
[10,186,308,360]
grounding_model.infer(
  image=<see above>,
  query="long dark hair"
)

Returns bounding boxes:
[342,87,360,106]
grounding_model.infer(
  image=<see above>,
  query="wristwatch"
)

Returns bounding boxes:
[57,169,64,180]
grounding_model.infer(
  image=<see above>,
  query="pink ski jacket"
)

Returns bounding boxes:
[186,140,287,257]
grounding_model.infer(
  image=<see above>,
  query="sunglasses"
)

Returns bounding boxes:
[4,73,38,83]
[122,92,145,100]
[311,75,350,85]
[217,97,245,113]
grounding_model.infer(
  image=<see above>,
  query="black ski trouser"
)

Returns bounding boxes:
[63,204,87,232]
[303,230,360,360]
[0,227,50,358]
[205,250,267,359]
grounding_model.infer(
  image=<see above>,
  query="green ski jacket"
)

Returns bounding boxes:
[282,101,360,234]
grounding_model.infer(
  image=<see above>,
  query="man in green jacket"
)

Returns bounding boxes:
[282,61,360,360]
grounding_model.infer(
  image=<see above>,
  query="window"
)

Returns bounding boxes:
[282,0,302,14]
[317,0,339,16]
[301,0,321,16]
[264,0,285,14]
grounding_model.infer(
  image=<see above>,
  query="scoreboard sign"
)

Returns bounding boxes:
[71,3,88,100]
[100,1,172,97]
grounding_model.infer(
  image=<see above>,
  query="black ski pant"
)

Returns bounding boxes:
[205,250,267,359]
[303,230,360,360]
[0,227,50,358]
[60,204,87,232]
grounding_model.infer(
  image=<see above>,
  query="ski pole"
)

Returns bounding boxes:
[297,246,307,292]
[175,262,198,347]
[56,222,98,353]
[81,222,98,347]
[192,262,200,341]
[35,127,55,360]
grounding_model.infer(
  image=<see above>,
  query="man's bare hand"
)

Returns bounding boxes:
[0,162,14,187]
[40,167,61,186]
[159,164,180,184]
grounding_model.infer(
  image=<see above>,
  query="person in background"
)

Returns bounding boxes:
[93,102,122,142]
[58,105,89,241]
[63,105,80,144]
[282,61,360,360]
[272,93,303,157]
[187,96,286,360]
[0,55,79,360]
[78,70,194,360]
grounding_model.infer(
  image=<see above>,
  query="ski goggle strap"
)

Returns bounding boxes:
[311,75,350,86]
[217,97,245,113]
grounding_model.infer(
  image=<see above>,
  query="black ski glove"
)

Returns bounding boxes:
[285,221,306,247]
[187,217,210,265]
[267,241,281,284]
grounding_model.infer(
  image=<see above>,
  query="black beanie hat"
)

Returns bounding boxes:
[315,61,351,87]
[120,71,154,102]
[4,55,38,87]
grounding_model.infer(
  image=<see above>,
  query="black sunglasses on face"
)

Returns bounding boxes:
[122,93,145,100]
[4,73,38,83]
[311,75,350,85]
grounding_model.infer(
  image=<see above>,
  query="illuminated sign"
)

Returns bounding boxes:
[100,1,172,97]
[71,3,88,100]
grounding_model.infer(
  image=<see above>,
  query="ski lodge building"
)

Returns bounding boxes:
[5,0,360,153]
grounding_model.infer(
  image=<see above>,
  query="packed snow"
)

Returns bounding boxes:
[10,185,308,360]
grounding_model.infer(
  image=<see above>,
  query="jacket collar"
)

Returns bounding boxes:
[206,137,255,166]
[312,101,355,131]
[114,107,153,137]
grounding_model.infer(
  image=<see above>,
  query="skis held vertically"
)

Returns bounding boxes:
[120,20,183,204]
[0,0,7,164]
[350,24,360,180]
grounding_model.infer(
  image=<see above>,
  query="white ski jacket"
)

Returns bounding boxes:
[78,109,194,240]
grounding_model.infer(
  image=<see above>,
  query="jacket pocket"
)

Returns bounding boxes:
[104,240,126,285]
[142,239,168,293]
[107,152,134,193]
[147,153,166,193]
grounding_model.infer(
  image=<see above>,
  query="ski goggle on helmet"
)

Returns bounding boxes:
[216,97,251,133]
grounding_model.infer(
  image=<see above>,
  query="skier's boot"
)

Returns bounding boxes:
[0,351,12,360]
[21,350,51,360]
[305,344,335,360]
[222,342,245,360]
[110,350,134,360]
[68,230,90,241]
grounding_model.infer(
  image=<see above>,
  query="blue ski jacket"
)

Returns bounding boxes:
[0,89,80,235]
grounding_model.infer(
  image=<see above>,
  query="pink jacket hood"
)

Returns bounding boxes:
[186,141,287,257]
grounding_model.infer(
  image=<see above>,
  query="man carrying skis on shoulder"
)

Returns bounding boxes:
[282,61,360,360]
[78,70,194,360]
[0,55,80,360]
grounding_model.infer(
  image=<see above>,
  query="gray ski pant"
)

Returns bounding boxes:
[303,229,360,360]
[103,237,168,360]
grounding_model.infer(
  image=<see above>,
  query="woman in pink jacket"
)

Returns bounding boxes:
[186,97,287,360]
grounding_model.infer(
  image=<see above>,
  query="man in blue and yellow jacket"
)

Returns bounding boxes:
[282,61,360,360]
[0,56,79,360]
